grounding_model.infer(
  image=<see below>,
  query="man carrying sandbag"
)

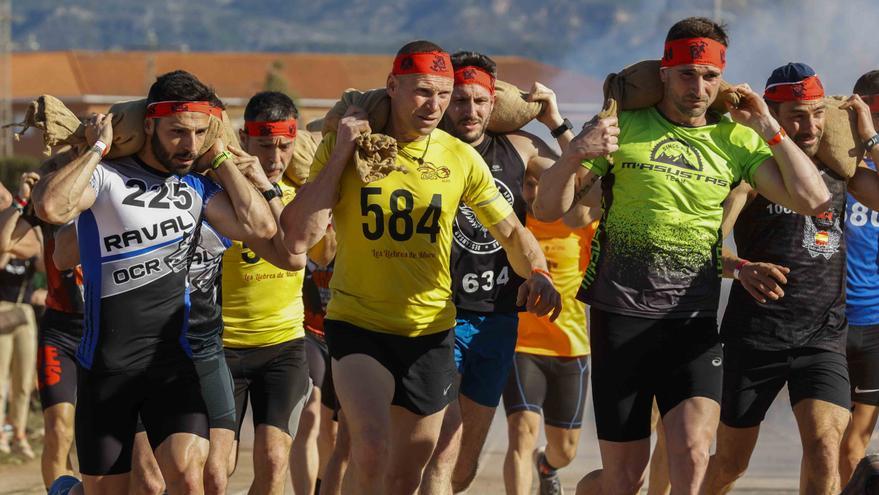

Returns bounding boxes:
[281,40,561,495]
[702,64,879,494]
[219,91,312,495]
[535,17,830,495]
[33,70,276,495]
[838,70,879,488]
[419,50,570,495]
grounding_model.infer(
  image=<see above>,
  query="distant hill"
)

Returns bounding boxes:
[8,0,876,93]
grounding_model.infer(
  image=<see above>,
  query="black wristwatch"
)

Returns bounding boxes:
[865,133,879,152]
[550,118,573,138]
[262,183,282,202]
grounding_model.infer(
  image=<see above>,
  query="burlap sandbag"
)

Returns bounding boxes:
[603,60,739,115]
[103,99,238,158]
[487,80,544,133]
[354,133,404,183]
[4,95,82,154]
[6,95,237,158]
[817,96,863,179]
[284,132,319,186]
[320,79,545,136]
[320,89,390,135]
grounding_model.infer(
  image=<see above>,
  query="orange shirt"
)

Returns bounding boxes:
[516,215,597,357]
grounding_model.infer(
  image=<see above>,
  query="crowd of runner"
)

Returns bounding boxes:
[0,13,876,495]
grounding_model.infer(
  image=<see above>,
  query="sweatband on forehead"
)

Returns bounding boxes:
[145,101,222,119]
[453,66,495,95]
[764,75,825,102]
[392,51,454,78]
[660,37,727,70]
[244,120,297,138]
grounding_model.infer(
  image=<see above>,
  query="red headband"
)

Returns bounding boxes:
[244,120,297,138]
[763,75,825,102]
[453,66,496,95]
[660,37,727,70]
[145,101,222,119]
[392,51,454,78]
[864,94,879,113]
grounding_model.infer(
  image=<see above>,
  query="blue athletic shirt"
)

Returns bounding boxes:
[846,160,879,326]
[76,156,220,371]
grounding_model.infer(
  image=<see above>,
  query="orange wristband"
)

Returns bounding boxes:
[766,127,787,146]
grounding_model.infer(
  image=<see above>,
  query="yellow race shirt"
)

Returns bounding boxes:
[221,178,305,348]
[309,130,513,336]
[516,215,597,357]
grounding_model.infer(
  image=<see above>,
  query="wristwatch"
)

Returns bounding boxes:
[865,133,879,152]
[262,183,282,202]
[550,118,573,138]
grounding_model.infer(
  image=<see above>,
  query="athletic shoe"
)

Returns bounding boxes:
[47,475,80,495]
[534,446,564,495]
[841,453,879,495]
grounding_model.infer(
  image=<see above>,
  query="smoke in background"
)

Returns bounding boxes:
[560,0,876,99]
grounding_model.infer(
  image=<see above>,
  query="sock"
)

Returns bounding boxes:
[538,452,559,476]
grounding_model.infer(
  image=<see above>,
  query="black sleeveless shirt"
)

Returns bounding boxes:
[451,133,527,313]
[721,165,847,353]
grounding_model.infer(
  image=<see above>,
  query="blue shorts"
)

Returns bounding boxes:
[454,310,519,407]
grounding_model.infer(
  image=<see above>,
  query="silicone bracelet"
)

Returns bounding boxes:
[765,127,787,146]
[91,140,109,157]
[211,150,233,170]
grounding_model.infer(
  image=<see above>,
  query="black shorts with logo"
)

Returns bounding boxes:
[589,307,723,442]
[324,319,457,416]
[75,362,208,475]
[225,338,311,439]
[847,324,879,407]
[503,353,590,429]
[721,345,850,428]
[37,310,82,410]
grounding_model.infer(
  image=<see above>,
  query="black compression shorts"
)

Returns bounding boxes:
[589,308,722,442]
[225,338,311,439]
[503,353,590,429]
[75,362,208,475]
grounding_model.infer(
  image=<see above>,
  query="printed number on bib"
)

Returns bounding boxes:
[461,266,510,293]
[361,187,442,242]
[848,202,879,227]
[122,179,194,210]
[766,204,793,215]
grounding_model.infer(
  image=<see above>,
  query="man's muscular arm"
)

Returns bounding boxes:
[533,116,618,222]
[33,114,112,224]
[487,213,562,321]
[281,108,369,255]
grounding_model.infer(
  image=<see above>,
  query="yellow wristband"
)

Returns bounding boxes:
[211,150,233,170]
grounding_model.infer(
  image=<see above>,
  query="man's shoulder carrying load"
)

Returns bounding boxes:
[602,60,862,179]
[284,131,319,186]
[311,80,544,184]
[818,96,863,179]
[6,95,238,159]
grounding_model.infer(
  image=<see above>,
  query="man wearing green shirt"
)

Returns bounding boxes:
[535,17,830,495]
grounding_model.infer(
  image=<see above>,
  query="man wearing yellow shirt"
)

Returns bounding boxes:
[281,40,560,494]
[222,92,310,495]
[503,172,600,495]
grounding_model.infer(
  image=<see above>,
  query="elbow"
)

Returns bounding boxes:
[800,194,832,217]
[532,201,561,223]
[35,201,68,226]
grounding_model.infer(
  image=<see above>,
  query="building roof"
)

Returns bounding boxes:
[11,50,603,107]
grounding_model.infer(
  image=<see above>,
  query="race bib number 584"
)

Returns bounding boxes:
[361,187,442,242]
